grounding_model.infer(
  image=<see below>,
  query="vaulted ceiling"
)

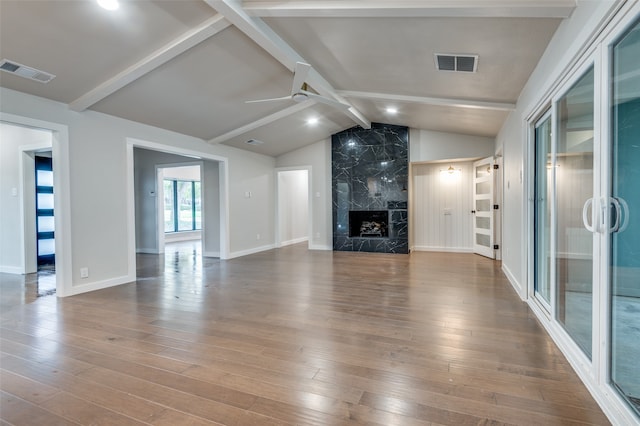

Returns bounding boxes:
[0,0,575,156]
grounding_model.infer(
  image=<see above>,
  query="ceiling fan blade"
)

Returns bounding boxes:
[300,90,351,110]
[291,62,311,95]
[245,96,292,104]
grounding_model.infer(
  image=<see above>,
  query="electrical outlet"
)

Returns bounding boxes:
[256,233,261,240]
[80,267,89,278]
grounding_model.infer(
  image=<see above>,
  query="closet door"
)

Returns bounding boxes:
[610,17,640,415]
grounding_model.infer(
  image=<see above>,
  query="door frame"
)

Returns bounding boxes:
[1,112,72,297]
[126,138,230,278]
[274,166,312,249]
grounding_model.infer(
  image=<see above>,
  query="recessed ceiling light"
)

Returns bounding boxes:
[386,107,398,114]
[307,117,319,125]
[97,0,119,11]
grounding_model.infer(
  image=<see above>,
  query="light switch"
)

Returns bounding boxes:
[443,208,452,215]
[11,188,18,197]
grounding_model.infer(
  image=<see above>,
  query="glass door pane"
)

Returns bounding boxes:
[556,67,595,359]
[177,181,194,231]
[35,155,55,266]
[164,180,174,233]
[534,112,552,307]
[611,18,640,416]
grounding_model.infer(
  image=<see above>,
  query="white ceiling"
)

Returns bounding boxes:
[0,0,574,157]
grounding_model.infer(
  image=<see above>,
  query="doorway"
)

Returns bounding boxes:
[276,168,310,248]
[0,115,71,297]
[127,138,229,282]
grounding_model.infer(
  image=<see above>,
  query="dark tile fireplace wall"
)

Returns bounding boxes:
[332,123,409,253]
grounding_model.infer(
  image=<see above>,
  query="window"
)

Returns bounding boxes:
[163,179,201,233]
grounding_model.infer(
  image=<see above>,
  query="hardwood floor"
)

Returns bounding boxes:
[0,244,610,425]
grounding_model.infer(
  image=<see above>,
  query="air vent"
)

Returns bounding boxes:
[434,54,478,73]
[245,139,264,146]
[0,59,55,83]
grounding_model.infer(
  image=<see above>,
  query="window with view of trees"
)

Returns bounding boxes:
[164,179,201,233]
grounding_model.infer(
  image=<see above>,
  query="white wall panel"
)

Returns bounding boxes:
[412,162,473,252]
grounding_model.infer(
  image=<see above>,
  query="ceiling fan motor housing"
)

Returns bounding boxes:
[292,92,308,102]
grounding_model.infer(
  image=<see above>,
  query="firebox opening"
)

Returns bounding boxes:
[349,210,388,238]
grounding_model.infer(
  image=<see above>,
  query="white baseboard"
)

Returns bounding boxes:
[0,265,24,274]
[501,263,525,300]
[226,244,275,260]
[202,251,220,258]
[64,273,135,297]
[136,248,160,254]
[164,232,202,243]
[526,297,640,426]
[412,246,473,253]
[280,236,309,247]
[309,244,332,251]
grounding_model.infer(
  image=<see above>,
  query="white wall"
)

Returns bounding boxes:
[133,149,206,254]
[276,139,332,250]
[497,0,620,297]
[0,87,275,295]
[0,122,52,273]
[410,129,494,162]
[163,165,200,181]
[277,170,309,246]
[412,162,474,252]
[202,160,220,257]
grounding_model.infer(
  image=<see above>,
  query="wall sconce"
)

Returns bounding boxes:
[440,165,461,175]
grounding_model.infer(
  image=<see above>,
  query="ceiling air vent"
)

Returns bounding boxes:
[434,54,478,73]
[245,139,264,146]
[0,59,55,83]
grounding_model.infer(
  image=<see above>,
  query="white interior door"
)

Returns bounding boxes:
[473,156,494,258]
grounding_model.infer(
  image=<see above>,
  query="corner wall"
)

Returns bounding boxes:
[276,139,332,250]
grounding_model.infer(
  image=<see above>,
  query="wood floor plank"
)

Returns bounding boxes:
[0,354,168,423]
[0,390,78,426]
[0,246,612,425]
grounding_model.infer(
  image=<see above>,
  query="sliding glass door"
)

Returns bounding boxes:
[556,67,595,359]
[532,65,595,360]
[534,112,552,308]
[530,6,640,422]
[610,17,640,416]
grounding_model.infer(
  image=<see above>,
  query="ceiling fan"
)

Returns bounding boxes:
[245,62,351,110]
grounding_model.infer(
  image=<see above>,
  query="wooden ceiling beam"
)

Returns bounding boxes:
[243,0,576,18]
[69,14,230,112]
[205,0,371,129]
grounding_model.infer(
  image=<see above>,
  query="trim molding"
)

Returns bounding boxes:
[0,265,24,274]
[202,251,220,258]
[66,274,135,297]
[309,244,332,251]
[280,236,309,247]
[501,263,525,300]
[412,246,473,253]
[226,243,276,260]
[136,248,160,255]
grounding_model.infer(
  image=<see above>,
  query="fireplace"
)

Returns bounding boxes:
[332,123,408,253]
[349,210,388,238]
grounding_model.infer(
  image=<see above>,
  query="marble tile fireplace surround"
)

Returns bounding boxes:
[332,123,409,254]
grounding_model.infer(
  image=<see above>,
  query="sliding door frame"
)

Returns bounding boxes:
[525,2,640,424]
